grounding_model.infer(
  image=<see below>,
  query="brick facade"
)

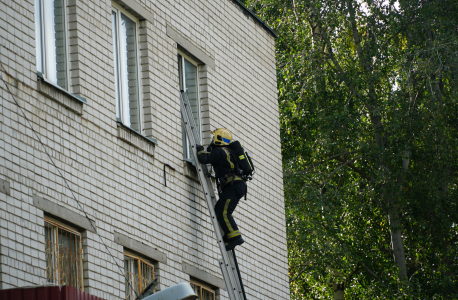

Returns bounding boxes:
[0,0,289,299]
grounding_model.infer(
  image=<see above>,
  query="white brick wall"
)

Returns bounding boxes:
[0,0,289,299]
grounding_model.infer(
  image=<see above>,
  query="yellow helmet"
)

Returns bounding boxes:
[211,128,232,146]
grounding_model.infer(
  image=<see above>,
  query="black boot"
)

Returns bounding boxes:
[225,237,244,251]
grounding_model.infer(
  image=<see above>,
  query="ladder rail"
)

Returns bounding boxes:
[179,91,245,300]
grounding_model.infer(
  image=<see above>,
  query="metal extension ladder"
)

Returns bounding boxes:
[179,91,247,300]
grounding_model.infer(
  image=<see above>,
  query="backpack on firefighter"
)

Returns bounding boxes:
[210,129,255,199]
[227,140,255,181]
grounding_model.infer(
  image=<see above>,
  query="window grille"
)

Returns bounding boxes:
[124,253,155,300]
[44,218,83,290]
[190,281,216,300]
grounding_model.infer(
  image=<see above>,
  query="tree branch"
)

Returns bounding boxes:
[360,262,382,282]
[335,156,374,181]
[344,263,361,289]
[298,151,360,174]
[321,157,362,189]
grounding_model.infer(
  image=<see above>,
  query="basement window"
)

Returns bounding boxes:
[124,251,155,300]
[44,217,84,290]
[190,280,216,300]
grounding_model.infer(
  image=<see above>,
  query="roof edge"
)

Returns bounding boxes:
[231,0,279,39]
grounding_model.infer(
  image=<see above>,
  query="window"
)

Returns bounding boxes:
[112,6,142,132]
[190,280,216,300]
[178,52,201,161]
[124,252,155,300]
[35,0,69,89]
[44,217,83,290]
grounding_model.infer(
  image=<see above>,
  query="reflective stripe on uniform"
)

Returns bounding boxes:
[222,147,234,170]
[223,198,234,232]
[222,176,243,187]
[197,150,209,155]
[227,230,241,239]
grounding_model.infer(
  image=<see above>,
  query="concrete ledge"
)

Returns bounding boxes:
[182,262,225,290]
[166,24,215,69]
[117,122,156,156]
[37,79,85,115]
[183,161,199,183]
[33,195,96,233]
[114,231,167,264]
[112,0,154,23]
[0,179,10,195]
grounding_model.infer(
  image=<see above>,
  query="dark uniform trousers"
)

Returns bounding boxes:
[215,181,247,242]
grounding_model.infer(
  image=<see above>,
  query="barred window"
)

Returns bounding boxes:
[190,280,216,300]
[124,252,155,300]
[178,52,201,162]
[112,5,142,132]
[44,218,83,290]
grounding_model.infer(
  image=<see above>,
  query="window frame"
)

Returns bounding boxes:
[178,51,202,161]
[124,250,155,300]
[35,0,71,90]
[111,4,144,133]
[44,216,84,291]
[190,279,216,300]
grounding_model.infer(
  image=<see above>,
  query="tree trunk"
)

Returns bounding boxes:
[388,206,408,279]
[332,283,345,300]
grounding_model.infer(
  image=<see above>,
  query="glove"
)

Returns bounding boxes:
[196,144,204,152]
[207,142,214,152]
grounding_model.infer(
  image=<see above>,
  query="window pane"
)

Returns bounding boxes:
[124,255,154,300]
[43,0,67,89]
[44,221,82,290]
[179,56,200,160]
[112,10,120,120]
[119,13,140,131]
[35,0,43,73]
[45,223,56,284]
[190,283,200,298]
[184,58,199,135]
[57,227,81,289]
[140,260,154,293]
[202,288,214,300]
[125,256,132,300]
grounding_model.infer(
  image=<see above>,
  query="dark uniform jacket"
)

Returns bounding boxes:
[197,146,243,187]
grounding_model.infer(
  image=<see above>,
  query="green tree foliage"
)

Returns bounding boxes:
[244,0,458,298]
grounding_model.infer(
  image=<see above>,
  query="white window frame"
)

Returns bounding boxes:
[112,4,143,133]
[178,51,201,161]
[35,0,70,90]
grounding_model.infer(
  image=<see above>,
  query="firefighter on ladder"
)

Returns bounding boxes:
[196,128,246,251]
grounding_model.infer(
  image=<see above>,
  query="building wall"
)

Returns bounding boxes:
[0,0,289,299]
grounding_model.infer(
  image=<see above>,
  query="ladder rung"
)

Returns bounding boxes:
[180,90,246,300]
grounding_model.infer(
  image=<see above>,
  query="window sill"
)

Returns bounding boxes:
[183,160,215,183]
[183,160,199,182]
[117,121,157,157]
[36,72,86,115]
